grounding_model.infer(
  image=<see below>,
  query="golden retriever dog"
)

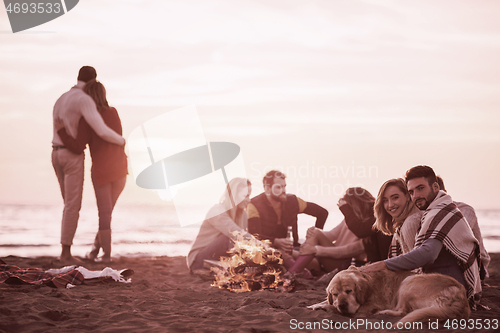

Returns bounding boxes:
[308,266,470,323]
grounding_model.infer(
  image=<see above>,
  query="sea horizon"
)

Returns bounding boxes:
[1,202,499,259]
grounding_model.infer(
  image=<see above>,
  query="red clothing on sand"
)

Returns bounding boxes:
[0,264,84,288]
[58,107,128,186]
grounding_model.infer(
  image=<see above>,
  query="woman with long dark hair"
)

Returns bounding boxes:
[286,187,392,277]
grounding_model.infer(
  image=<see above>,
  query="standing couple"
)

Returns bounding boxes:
[51,66,127,264]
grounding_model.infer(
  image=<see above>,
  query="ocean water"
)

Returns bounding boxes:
[0,204,499,259]
[0,204,195,259]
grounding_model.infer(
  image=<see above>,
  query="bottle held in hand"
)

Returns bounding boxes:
[285,226,293,255]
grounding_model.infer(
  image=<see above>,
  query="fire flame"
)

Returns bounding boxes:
[211,232,293,292]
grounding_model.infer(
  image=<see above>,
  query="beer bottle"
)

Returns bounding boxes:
[286,226,293,255]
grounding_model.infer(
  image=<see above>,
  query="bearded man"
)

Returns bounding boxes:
[247,170,328,255]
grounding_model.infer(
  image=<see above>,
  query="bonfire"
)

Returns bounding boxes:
[211,233,294,292]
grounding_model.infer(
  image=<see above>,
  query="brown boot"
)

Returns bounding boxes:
[97,229,112,263]
[86,232,100,260]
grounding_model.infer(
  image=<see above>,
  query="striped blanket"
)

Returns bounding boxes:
[415,191,482,308]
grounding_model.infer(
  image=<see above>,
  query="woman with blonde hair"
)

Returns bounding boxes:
[55,80,127,263]
[187,178,254,271]
[374,178,422,257]
[286,187,392,277]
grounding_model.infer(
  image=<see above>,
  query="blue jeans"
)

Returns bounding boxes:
[92,174,126,230]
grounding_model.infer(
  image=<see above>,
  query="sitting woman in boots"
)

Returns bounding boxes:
[55,80,127,263]
[286,187,392,277]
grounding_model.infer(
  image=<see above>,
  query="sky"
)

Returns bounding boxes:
[1,0,500,213]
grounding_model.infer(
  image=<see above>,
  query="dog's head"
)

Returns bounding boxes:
[325,265,371,315]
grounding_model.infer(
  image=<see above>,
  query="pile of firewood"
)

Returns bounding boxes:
[212,247,294,292]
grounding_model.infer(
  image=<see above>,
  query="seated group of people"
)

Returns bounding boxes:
[187,165,489,308]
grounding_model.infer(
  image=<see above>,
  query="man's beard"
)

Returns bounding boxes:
[415,191,437,210]
[270,192,287,203]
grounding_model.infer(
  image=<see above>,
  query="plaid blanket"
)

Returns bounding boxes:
[0,264,84,288]
[388,210,422,258]
[415,191,482,309]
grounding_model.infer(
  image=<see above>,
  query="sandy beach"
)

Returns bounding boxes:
[0,253,498,333]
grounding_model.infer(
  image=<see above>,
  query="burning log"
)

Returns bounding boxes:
[258,273,275,286]
[211,233,294,293]
[246,281,262,291]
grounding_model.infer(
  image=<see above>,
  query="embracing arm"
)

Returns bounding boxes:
[80,95,125,146]
[57,117,90,154]
[384,238,442,271]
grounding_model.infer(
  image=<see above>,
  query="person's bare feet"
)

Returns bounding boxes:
[60,255,84,265]
[94,255,112,264]
[60,245,84,265]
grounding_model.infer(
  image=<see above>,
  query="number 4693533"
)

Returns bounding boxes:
[444,319,499,330]
[6,2,62,14]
